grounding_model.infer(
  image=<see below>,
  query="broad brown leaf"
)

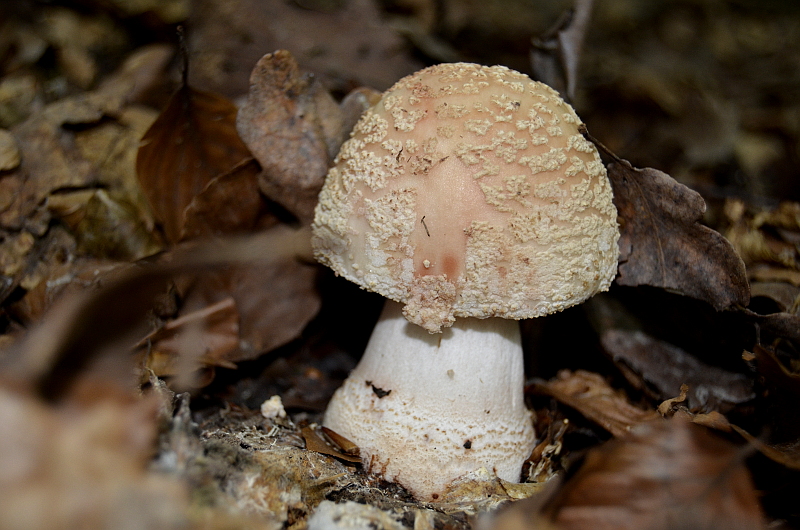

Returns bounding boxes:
[136,85,251,243]
[179,156,321,366]
[544,417,766,530]
[236,50,346,223]
[608,159,750,310]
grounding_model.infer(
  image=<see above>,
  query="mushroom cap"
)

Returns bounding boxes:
[313,63,619,332]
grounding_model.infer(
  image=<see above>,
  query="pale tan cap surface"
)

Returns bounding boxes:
[313,63,619,332]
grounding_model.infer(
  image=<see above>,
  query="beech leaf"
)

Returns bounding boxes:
[136,85,252,243]
[608,159,750,310]
[180,158,265,240]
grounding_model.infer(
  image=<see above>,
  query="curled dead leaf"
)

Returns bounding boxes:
[606,157,750,310]
[300,425,361,464]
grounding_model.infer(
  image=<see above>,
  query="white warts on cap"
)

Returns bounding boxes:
[312,63,619,332]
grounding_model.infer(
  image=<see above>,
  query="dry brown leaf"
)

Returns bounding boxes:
[607,158,750,310]
[300,425,361,464]
[136,84,252,243]
[544,417,766,530]
[532,370,659,438]
[742,309,800,344]
[0,93,113,229]
[181,157,266,240]
[236,50,347,223]
[0,46,171,317]
[725,200,800,270]
[687,410,735,432]
[749,281,800,313]
[47,189,162,261]
[8,250,121,327]
[601,329,753,411]
[657,382,690,416]
[0,128,20,170]
[178,153,321,368]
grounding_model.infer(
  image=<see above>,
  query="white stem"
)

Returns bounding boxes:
[324,300,535,501]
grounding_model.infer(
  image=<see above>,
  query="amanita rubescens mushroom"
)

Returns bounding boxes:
[312,63,619,501]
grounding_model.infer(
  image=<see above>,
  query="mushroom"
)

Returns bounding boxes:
[312,63,619,501]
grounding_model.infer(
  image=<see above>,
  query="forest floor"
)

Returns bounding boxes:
[1,0,800,529]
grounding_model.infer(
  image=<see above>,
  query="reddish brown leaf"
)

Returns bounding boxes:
[236,50,346,223]
[532,370,659,438]
[180,157,266,241]
[136,85,252,243]
[545,417,766,530]
[608,159,750,310]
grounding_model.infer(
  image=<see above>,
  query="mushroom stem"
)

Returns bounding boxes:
[323,300,536,501]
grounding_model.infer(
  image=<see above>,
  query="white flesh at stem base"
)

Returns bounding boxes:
[323,300,536,501]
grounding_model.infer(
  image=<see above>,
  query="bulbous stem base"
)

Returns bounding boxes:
[323,300,536,501]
